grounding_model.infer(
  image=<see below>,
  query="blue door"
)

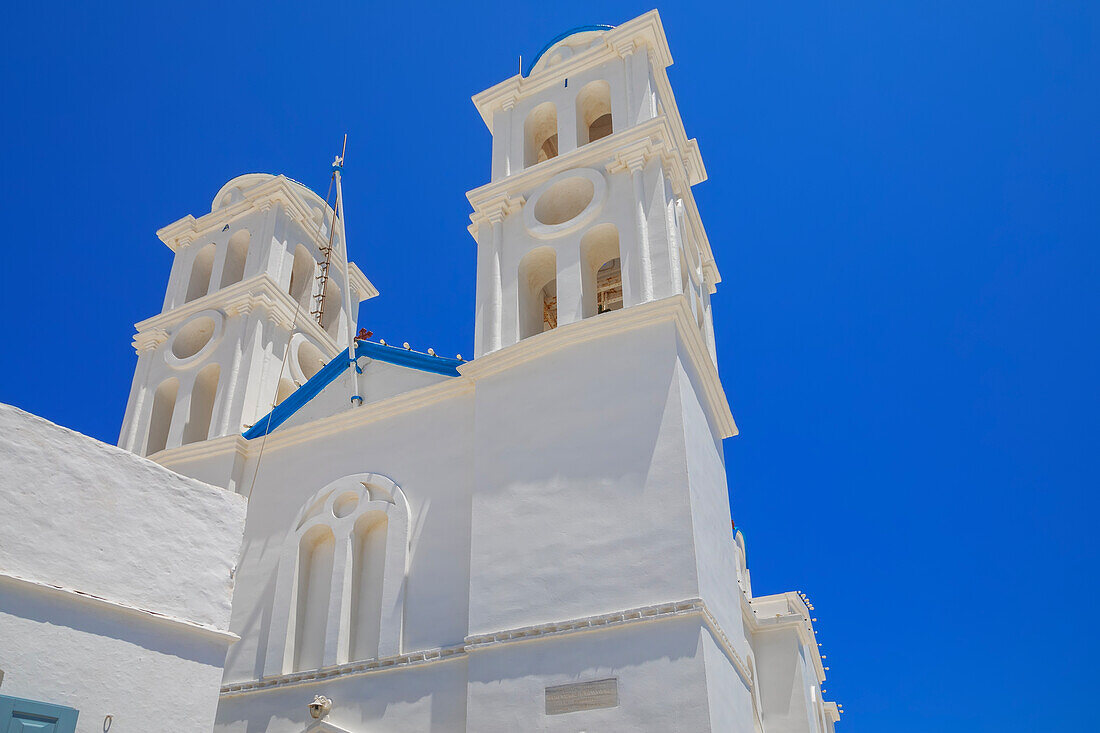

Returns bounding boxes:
[0,695,78,733]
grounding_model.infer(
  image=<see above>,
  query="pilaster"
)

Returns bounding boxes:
[325,535,355,668]
[554,236,584,327]
[164,236,194,312]
[470,195,524,357]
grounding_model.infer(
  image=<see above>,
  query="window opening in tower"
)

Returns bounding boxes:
[538,134,559,164]
[596,258,623,314]
[588,113,613,143]
[542,280,558,331]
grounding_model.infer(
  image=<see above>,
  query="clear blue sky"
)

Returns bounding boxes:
[1,2,1097,730]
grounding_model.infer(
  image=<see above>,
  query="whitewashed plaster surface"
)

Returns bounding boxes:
[98,10,838,733]
[0,403,244,627]
[0,403,246,731]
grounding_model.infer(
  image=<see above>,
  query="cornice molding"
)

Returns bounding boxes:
[149,433,250,468]
[348,262,378,301]
[134,274,342,354]
[470,193,526,227]
[747,591,828,683]
[468,116,703,211]
[472,11,673,131]
[0,571,239,644]
[218,596,748,697]
[465,115,719,289]
[243,372,476,454]
[460,295,737,439]
[465,597,751,688]
[604,138,685,181]
[160,298,734,467]
[132,327,169,354]
[155,176,379,296]
[221,643,467,696]
[157,175,314,251]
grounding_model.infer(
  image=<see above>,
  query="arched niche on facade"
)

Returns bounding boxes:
[220,229,251,288]
[185,243,216,303]
[264,473,410,676]
[146,377,179,456]
[580,223,623,318]
[290,334,329,383]
[576,80,613,145]
[518,246,558,339]
[524,102,559,168]
[182,363,220,445]
[289,244,317,309]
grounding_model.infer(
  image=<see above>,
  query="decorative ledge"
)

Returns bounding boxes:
[0,571,238,643]
[220,644,466,696]
[465,598,703,649]
[220,597,752,697]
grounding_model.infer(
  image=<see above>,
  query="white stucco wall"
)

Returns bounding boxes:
[220,388,476,685]
[98,12,841,732]
[468,323,701,634]
[465,617,716,732]
[755,627,823,733]
[202,314,762,732]
[0,403,246,732]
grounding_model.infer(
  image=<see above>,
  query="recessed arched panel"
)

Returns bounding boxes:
[166,311,224,368]
[350,512,388,661]
[534,177,595,226]
[185,243,216,303]
[292,336,329,383]
[581,224,623,318]
[275,377,296,406]
[321,280,343,338]
[519,247,558,339]
[182,363,220,445]
[146,378,178,456]
[524,168,607,239]
[220,229,251,288]
[524,102,559,168]
[264,473,411,676]
[576,80,613,145]
[289,244,316,308]
[292,525,335,672]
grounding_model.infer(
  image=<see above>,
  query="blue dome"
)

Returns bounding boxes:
[526,25,615,76]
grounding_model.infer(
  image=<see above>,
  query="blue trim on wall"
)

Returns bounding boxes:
[242,341,463,440]
[526,25,615,76]
[355,340,462,377]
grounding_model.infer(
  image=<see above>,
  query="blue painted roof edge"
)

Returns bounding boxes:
[243,341,463,440]
[526,25,615,77]
[356,340,463,377]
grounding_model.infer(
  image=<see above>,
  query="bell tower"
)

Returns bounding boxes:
[467,12,720,361]
[118,173,376,463]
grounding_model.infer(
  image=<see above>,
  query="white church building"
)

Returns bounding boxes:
[1,11,840,732]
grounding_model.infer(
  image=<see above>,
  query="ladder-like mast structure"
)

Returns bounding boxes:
[312,135,362,406]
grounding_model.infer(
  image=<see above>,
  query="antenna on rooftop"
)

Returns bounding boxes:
[329,134,363,407]
[246,135,360,501]
[312,135,347,329]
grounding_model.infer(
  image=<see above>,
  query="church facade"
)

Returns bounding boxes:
[109,11,839,732]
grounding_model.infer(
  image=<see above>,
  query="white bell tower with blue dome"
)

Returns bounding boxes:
[104,11,841,733]
[117,173,375,478]
[468,13,720,365]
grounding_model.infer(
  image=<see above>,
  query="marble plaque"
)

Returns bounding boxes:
[545,678,619,715]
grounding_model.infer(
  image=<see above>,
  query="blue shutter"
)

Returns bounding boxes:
[0,695,79,733]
